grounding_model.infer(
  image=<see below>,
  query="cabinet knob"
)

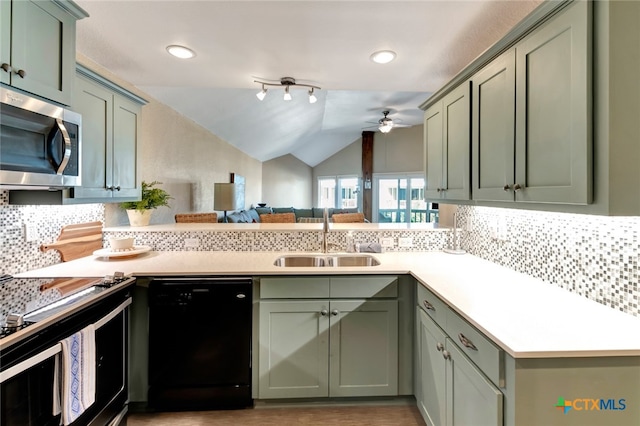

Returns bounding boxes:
[1,63,10,73]
[436,188,442,192]
[423,300,435,311]
[436,342,444,352]
[458,333,478,350]
[115,186,121,191]
[15,69,26,78]
[331,309,339,316]
[442,350,451,360]
[503,184,511,191]
[320,309,328,316]
[513,184,523,191]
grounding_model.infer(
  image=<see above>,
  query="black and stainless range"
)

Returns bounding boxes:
[0,273,134,426]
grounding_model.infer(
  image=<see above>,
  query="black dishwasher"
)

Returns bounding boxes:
[148,276,253,410]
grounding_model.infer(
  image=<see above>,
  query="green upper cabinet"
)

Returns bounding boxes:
[472,50,516,202]
[472,0,591,204]
[71,66,146,202]
[514,0,592,204]
[0,0,88,105]
[424,82,471,202]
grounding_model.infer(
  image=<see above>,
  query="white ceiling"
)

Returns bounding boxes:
[74,0,541,167]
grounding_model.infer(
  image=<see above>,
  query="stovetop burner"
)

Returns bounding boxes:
[0,321,35,339]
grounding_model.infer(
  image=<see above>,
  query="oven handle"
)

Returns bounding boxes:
[0,297,131,384]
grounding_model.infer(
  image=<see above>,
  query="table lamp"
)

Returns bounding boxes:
[214,183,236,223]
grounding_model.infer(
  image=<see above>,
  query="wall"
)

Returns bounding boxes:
[262,155,313,208]
[74,55,264,227]
[457,205,639,317]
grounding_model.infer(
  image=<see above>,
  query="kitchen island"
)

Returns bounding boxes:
[15,250,640,425]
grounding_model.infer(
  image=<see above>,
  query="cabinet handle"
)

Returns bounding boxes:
[423,300,435,311]
[503,184,511,191]
[15,69,26,78]
[320,309,328,316]
[442,350,451,360]
[513,184,523,191]
[331,309,339,316]
[1,63,10,73]
[458,333,478,350]
[436,342,444,352]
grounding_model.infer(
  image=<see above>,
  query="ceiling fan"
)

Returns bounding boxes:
[364,110,411,133]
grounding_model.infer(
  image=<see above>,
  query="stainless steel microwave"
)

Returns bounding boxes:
[0,88,81,189]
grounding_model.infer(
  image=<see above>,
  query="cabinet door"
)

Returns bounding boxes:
[515,0,591,204]
[329,300,398,397]
[11,0,75,105]
[424,103,444,199]
[447,340,503,426]
[112,95,140,198]
[441,82,471,201]
[416,308,447,426]
[0,0,10,85]
[73,75,113,199]
[258,300,329,399]
[472,50,516,202]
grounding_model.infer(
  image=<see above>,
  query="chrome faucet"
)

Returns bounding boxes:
[322,207,329,253]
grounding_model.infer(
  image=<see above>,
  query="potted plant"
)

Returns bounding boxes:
[120,180,172,226]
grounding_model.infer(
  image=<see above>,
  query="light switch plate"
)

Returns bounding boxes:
[379,237,394,248]
[398,237,413,247]
[24,223,38,242]
[184,238,200,248]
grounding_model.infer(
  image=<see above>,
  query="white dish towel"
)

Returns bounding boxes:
[53,324,96,425]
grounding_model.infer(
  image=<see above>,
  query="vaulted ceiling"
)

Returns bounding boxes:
[75,0,542,166]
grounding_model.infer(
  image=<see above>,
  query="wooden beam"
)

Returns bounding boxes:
[362,131,374,221]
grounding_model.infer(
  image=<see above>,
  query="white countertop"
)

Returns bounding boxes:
[102,222,445,232]
[15,250,640,358]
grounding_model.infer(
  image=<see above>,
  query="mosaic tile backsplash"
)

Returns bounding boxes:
[0,191,105,275]
[456,205,639,317]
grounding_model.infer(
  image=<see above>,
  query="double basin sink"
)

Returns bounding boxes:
[274,254,380,267]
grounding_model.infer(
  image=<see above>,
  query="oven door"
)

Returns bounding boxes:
[0,295,130,426]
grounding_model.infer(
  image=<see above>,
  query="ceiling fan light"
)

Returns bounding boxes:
[379,124,393,133]
[308,89,317,104]
[256,85,267,101]
[283,86,292,101]
[166,44,196,59]
[370,50,396,64]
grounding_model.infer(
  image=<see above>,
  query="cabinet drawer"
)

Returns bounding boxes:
[330,276,397,298]
[260,277,330,299]
[416,284,449,327]
[446,310,503,387]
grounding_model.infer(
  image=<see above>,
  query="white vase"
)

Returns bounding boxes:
[126,209,153,227]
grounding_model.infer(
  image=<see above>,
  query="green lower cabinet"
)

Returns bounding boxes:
[416,308,503,426]
[258,299,398,399]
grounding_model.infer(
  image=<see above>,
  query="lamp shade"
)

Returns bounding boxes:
[214,183,237,211]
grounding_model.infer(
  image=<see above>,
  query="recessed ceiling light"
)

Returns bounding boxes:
[166,45,196,59]
[370,50,397,64]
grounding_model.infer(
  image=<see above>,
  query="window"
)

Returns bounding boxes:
[318,175,360,209]
[373,174,438,223]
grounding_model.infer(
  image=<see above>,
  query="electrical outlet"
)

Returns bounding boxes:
[379,237,394,248]
[184,238,200,248]
[24,223,38,242]
[398,237,413,247]
[465,216,473,232]
[497,217,508,241]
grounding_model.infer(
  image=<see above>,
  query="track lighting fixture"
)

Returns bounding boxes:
[254,77,321,103]
[308,88,317,104]
[256,84,267,101]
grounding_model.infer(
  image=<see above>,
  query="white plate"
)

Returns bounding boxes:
[93,245,151,258]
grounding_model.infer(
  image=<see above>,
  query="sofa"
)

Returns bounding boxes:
[224,206,359,223]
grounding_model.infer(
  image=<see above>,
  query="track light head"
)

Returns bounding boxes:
[308,88,317,104]
[256,84,267,101]
[283,86,292,101]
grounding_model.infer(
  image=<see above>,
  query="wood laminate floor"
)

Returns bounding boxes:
[127,405,426,426]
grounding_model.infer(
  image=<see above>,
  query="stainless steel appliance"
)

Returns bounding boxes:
[0,87,82,189]
[148,276,253,410]
[0,274,134,426]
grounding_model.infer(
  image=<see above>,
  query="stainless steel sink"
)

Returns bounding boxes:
[273,255,326,267]
[273,254,380,267]
[326,255,380,267]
